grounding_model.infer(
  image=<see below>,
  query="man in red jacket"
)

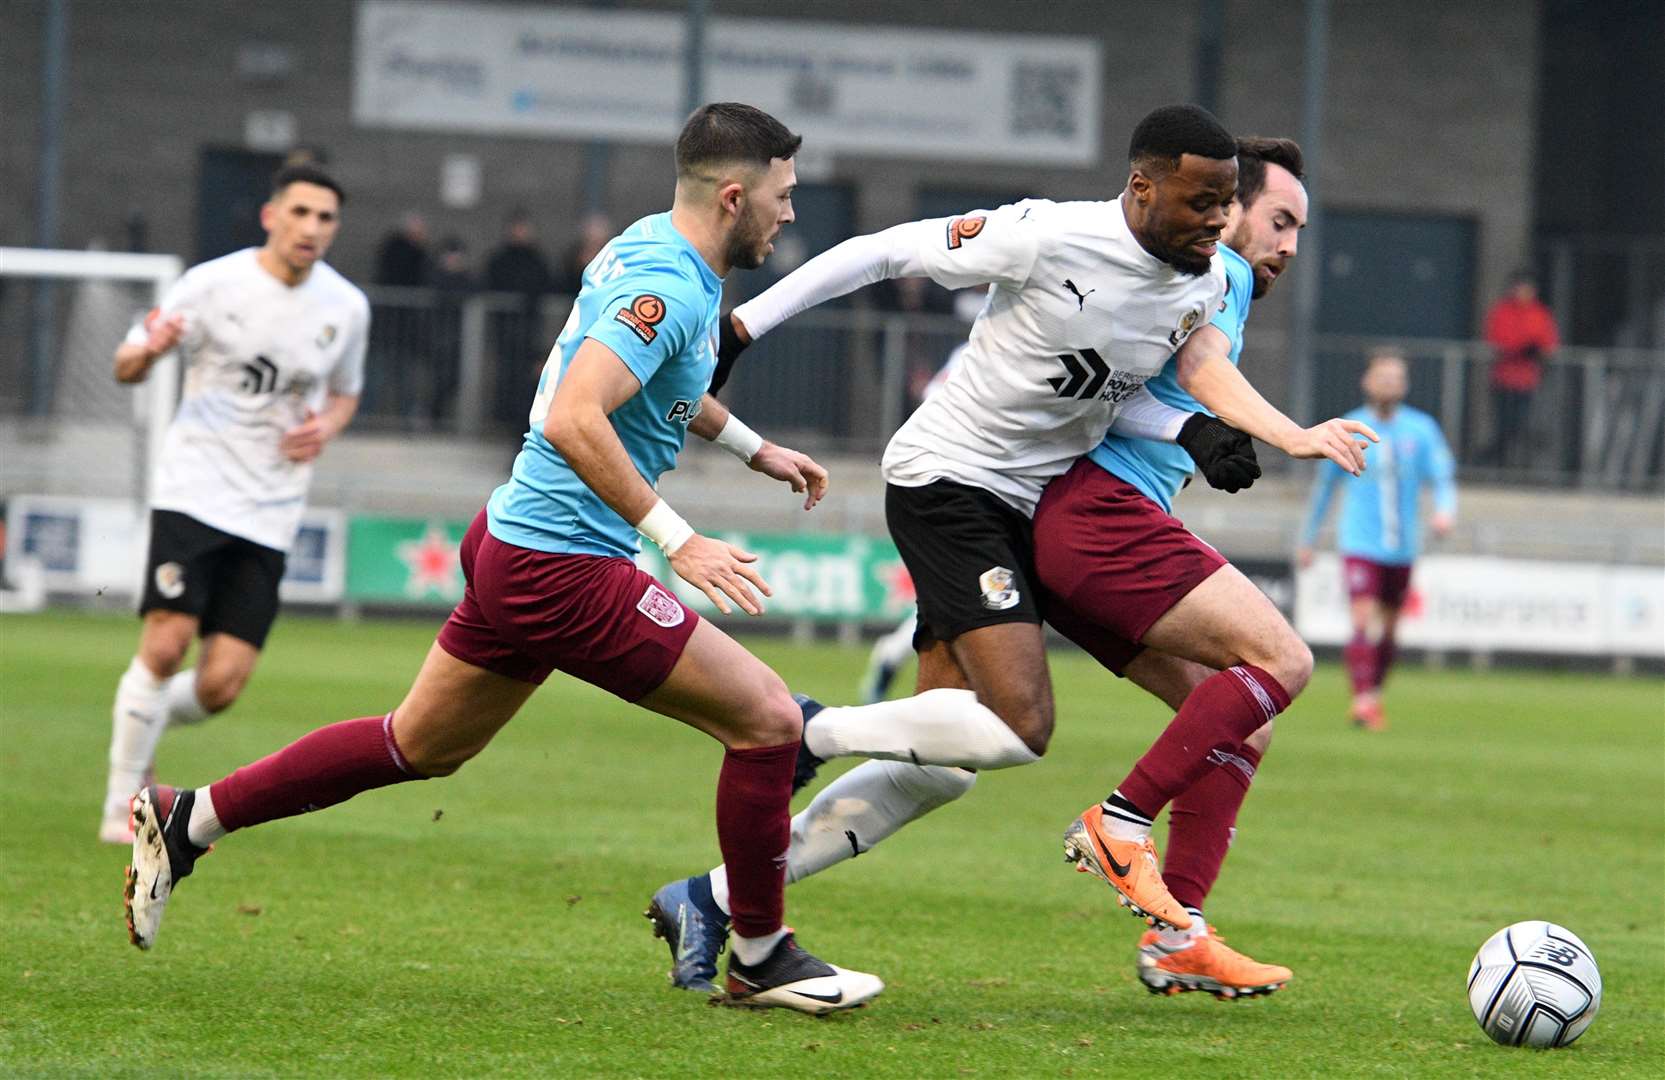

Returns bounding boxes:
[1482,271,1559,468]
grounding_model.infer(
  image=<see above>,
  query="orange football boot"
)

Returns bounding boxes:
[1137,924,1292,999]
[1062,804,1191,931]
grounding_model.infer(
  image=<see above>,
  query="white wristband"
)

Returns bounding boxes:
[713,412,765,463]
[635,498,695,556]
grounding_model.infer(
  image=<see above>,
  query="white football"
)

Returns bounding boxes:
[1468,921,1601,1048]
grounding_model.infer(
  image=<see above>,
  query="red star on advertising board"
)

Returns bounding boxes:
[396,524,461,599]
[875,558,915,612]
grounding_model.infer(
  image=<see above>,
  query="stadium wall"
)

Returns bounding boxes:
[1,0,1538,409]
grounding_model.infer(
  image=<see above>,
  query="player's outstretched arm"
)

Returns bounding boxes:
[689,394,827,510]
[731,204,1038,345]
[729,222,935,343]
[1174,327,1379,476]
[546,341,772,616]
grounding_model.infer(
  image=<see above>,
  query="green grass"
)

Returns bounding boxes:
[1,610,1661,1078]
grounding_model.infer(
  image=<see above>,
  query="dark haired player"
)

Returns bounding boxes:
[1036,137,1322,997]
[122,104,883,1014]
[1299,348,1456,731]
[101,165,369,844]
[650,108,1374,989]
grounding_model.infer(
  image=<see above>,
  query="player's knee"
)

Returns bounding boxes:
[138,636,190,679]
[1245,625,1311,700]
[196,670,248,714]
[993,697,1053,757]
[1276,638,1314,698]
[731,679,803,750]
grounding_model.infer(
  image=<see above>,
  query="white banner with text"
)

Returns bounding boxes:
[354,1,1101,165]
[1296,553,1664,656]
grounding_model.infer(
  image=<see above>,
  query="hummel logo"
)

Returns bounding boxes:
[240,355,278,394]
[1062,278,1095,310]
[1105,847,1133,878]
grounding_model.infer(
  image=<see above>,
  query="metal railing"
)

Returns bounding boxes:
[1311,335,1664,491]
[339,292,1665,492]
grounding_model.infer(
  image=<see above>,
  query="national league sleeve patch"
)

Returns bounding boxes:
[945,216,986,249]
[614,294,667,345]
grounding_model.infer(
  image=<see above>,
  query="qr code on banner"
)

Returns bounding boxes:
[1011,62,1080,137]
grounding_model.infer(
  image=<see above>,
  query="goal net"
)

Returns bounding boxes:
[0,247,182,604]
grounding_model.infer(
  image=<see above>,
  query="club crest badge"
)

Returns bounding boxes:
[637,582,685,628]
[979,565,1019,611]
[1169,305,1205,347]
[154,561,186,600]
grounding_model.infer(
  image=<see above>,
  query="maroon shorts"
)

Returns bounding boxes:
[1343,555,1414,609]
[435,510,699,701]
[1032,459,1228,676]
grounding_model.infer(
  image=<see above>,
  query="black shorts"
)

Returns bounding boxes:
[884,480,1041,647]
[139,509,286,648]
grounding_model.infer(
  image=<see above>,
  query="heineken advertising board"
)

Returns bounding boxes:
[342,515,916,621]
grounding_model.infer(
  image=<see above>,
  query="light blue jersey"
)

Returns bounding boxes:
[1086,246,1254,512]
[1300,404,1456,565]
[487,213,722,558]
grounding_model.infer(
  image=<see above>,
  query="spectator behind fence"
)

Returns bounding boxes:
[484,210,556,430]
[555,212,615,296]
[485,209,556,298]
[417,237,475,427]
[1482,270,1559,468]
[373,212,431,287]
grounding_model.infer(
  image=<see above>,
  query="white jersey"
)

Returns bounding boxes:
[885,197,1225,516]
[127,249,369,551]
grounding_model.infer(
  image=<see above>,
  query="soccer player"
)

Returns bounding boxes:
[123,104,885,1014]
[648,108,1375,991]
[100,165,369,844]
[1299,348,1456,730]
[1033,137,1312,997]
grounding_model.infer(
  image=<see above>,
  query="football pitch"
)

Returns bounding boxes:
[2,611,1661,1078]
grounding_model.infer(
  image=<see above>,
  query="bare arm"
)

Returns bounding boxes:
[690,393,829,511]
[1175,326,1378,475]
[545,340,772,614]
[113,313,186,384]
[280,393,359,463]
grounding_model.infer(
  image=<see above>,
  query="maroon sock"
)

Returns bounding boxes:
[1344,631,1375,696]
[1116,666,1289,820]
[1372,633,1400,689]
[716,742,797,940]
[209,714,421,833]
[1163,739,1264,911]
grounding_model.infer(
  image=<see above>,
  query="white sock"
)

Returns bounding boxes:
[104,657,166,814]
[187,786,225,847]
[804,688,1038,770]
[731,926,789,966]
[706,760,978,916]
[1158,908,1208,948]
[163,669,209,726]
[708,865,731,916]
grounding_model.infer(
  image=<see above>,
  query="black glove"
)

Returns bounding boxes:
[1177,413,1261,493]
[708,311,751,396]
